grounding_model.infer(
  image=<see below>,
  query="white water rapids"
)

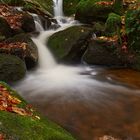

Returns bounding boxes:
[14,0,140,102]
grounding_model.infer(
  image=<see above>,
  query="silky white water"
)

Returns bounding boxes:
[53,0,63,17]
[14,0,140,102]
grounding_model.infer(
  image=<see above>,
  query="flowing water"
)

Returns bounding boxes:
[14,1,140,140]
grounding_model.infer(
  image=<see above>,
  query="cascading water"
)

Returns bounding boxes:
[53,0,63,17]
[14,1,140,139]
[31,13,44,32]
[14,0,140,99]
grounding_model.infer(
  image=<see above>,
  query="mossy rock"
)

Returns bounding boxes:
[0,54,26,82]
[5,33,38,69]
[125,9,140,52]
[48,26,92,63]
[105,13,121,36]
[75,0,113,24]
[0,0,25,6]
[0,82,76,140]
[63,0,80,16]
[83,39,128,66]
[0,17,12,39]
[24,0,53,15]
[92,22,105,36]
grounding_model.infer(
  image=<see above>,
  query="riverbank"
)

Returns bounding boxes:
[0,82,76,140]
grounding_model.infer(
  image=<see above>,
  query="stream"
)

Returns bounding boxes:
[14,0,140,139]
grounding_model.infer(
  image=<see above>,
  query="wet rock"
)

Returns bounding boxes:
[21,13,35,33]
[48,26,92,64]
[83,39,128,67]
[0,17,12,39]
[0,54,26,82]
[49,23,61,30]
[5,34,38,69]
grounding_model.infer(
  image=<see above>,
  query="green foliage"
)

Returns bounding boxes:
[63,0,80,16]
[75,0,113,23]
[29,0,53,14]
[105,13,121,36]
[0,0,25,5]
[125,9,140,51]
[113,0,123,15]
[0,82,76,140]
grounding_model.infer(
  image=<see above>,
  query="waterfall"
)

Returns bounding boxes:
[53,0,63,17]
[14,0,140,103]
[32,31,56,69]
[30,13,44,32]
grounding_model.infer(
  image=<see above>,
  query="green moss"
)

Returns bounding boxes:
[63,0,80,16]
[48,26,91,61]
[75,0,113,23]
[0,54,26,82]
[27,0,53,14]
[113,0,123,15]
[0,0,25,6]
[0,82,76,140]
[105,13,121,36]
[125,9,140,52]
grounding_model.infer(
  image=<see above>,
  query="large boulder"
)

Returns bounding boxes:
[5,34,38,69]
[83,39,128,67]
[75,0,113,24]
[48,26,92,63]
[0,54,26,82]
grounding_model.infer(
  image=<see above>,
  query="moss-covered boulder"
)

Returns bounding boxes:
[0,54,26,82]
[83,39,128,66]
[5,34,38,69]
[23,0,53,15]
[48,26,92,63]
[75,0,113,24]
[105,13,121,36]
[0,17,12,40]
[63,0,80,16]
[0,82,76,140]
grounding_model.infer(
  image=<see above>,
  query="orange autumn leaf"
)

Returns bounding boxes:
[11,107,29,116]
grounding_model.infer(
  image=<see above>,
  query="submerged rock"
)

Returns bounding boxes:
[48,26,92,64]
[0,54,26,82]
